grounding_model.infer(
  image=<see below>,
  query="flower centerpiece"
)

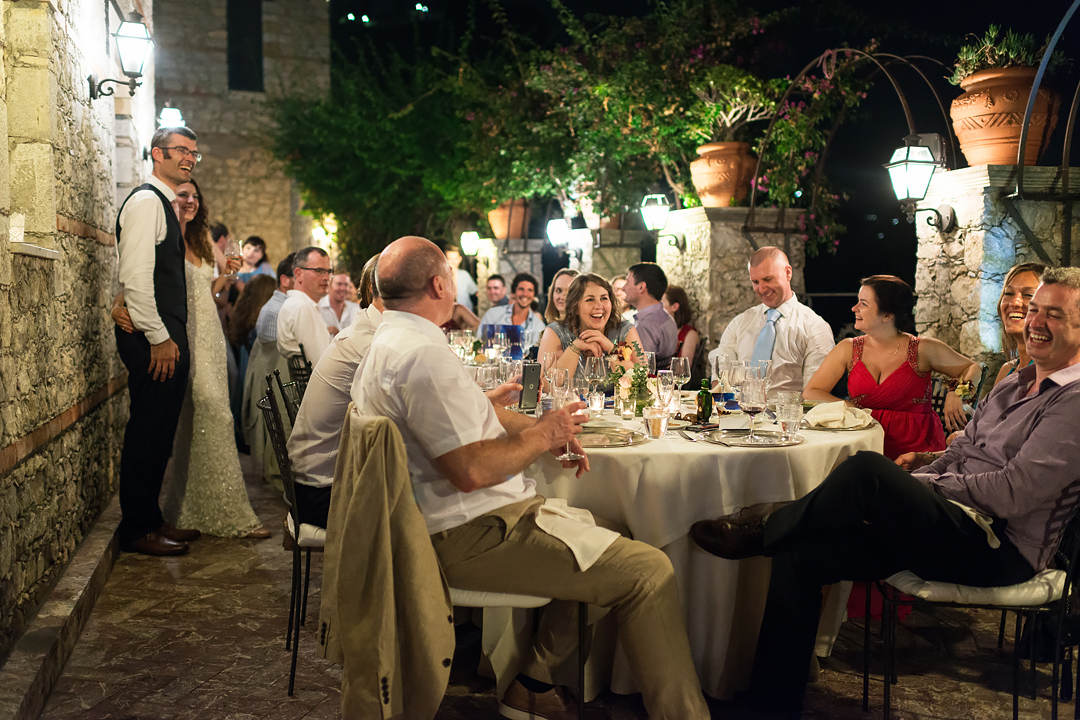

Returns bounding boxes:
[607,341,653,415]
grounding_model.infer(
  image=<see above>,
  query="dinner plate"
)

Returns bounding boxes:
[578,427,649,448]
[582,419,620,429]
[700,429,804,448]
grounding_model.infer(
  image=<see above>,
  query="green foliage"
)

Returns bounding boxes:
[949,24,1049,85]
[755,48,872,256]
[689,64,783,143]
[270,41,468,269]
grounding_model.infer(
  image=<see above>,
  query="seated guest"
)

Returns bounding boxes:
[663,285,701,363]
[318,273,360,335]
[486,273,509,307]
[243,254,295,488]
[478,271,547,351]
[277,246,333,364]
[537,273,641,379]
[708,246,834,393]
[691,266,1080,715]
[992,262,1047,389]
[445,244,477,313]
[352,236,710,720]
[229,274,277,447]
[543,267,579,323]
[611,274,636,322]
[288,256,384,528]
[804,275,980,458]
[623,262,678,369]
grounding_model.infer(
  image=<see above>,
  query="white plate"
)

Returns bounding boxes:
[701,429,804,448]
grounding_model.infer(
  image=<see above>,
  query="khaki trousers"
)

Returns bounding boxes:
[431,497,709,720]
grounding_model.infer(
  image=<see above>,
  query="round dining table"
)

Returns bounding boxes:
[525,407,884,699]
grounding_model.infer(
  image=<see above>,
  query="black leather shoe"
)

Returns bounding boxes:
[159,523,201,542]
[690,502,786,559]
[123,531,189,556]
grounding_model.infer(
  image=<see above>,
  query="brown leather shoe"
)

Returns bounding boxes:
[123,531,189,556]
[690,502,788,559]
[499,679,579,720]
[159,523,201,542]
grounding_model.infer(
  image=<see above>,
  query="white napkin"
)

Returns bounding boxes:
[804,400,873,429]
[534,498,620,571]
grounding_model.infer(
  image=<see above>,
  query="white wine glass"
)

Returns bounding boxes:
[656,370,676,410]
[551,369,585,462]
[670,356,691,390]
[540,351,557,392]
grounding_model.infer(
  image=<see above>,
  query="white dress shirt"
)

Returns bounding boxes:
[351,310,535,534]
[708,294,835,393]
[317,295,360,331]
[455,268,477,309]
[277,290,332,364]
[289,304,383,488]
[116,175,176,345]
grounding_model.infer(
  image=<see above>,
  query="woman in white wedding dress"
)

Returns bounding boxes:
[114,179,269,538]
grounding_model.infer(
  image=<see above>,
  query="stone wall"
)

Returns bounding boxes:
[914,165,1080,374]
[1,0,153,660]
[658,207,802,349]
[153,0,330,266]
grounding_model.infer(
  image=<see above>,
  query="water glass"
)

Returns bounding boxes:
[643,406,668,439]
[588,391,605,414]
[777,402,803,441]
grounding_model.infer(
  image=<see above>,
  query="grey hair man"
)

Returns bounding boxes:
[351,235,710,720]
[276,246,333,363]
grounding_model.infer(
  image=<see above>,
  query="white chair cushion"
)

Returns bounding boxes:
[450,587,552,609]
[885,568,1066,606]
[285,513,326,548]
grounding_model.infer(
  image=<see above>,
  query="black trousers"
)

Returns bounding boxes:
[116,325,190,545]
[750,450,1035,710]
[293,482,331,529]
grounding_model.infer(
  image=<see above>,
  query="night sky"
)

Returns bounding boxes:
[324,0,1078,331]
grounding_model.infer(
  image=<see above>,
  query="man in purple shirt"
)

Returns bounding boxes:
[691,266,1080,713]
[624,262,678,369]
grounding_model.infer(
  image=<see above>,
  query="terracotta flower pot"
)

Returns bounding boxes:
[487,199,530,240]
[689,142,756,208]
[949,67,1059,167]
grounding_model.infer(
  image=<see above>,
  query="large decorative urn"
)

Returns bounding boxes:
[689,142,756,207]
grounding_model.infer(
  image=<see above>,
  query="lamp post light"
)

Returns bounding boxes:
[640,193,671,232]
[459,231,482,257]
[157,105,184,128]
[88,13,153,100]
[884,133,956,232]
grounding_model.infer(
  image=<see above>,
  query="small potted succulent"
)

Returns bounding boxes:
[948,25,1063,166]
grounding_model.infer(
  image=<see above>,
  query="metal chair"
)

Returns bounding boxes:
[287,343,313,395]
[863,503,1080,720]
[271,369,302,425]
[257,382,325,696]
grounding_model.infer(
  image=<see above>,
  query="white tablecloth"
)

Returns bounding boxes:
[526,411,884,698]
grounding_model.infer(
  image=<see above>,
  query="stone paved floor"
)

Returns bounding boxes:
[37,459,1078,719]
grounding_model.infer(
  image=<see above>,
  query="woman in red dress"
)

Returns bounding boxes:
[804,275,979,459]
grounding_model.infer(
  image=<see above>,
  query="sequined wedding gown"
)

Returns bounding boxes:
[162,260,262,536]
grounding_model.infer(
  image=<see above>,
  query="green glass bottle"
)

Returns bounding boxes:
[696,378,713,423]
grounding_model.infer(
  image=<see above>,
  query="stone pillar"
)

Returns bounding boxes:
[658,207,802,346]
[914,165,1080,369]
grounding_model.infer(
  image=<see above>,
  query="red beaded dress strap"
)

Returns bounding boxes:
[907,335,921,372]
[852,335,865,364]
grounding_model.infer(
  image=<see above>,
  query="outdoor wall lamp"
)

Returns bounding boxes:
[884,133,956,233]
[663,233,685,251]
[546,218,571,248]
[459,230,482,256]
[88,14,153,100]
[157,105,184,128]
[640,194,671,232]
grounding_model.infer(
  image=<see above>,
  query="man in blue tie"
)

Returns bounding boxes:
[708,246,835,393]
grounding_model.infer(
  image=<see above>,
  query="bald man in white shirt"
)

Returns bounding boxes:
[709,246,835,393]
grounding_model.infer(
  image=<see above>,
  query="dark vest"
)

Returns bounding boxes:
[116,182,187,327]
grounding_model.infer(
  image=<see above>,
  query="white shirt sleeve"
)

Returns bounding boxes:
[117,191,171,345]
[277,295,332,363]
[800,314,837,386]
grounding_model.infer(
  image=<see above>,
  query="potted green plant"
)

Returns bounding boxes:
[948,25,1062,166]
[687,64,781,207]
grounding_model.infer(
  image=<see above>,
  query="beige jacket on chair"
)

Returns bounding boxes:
[318,407,455,719]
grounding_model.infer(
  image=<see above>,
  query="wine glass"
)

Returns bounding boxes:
[670,356,691,390]
[540,351,557,392]
[644,351,657,377]
[727,361,746,409]
[550,369,586,461]
[740,376,768,442]
[222,235,242,277]
[656,370,676,410]
[584,356,605,392]
[494,331,509,358]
